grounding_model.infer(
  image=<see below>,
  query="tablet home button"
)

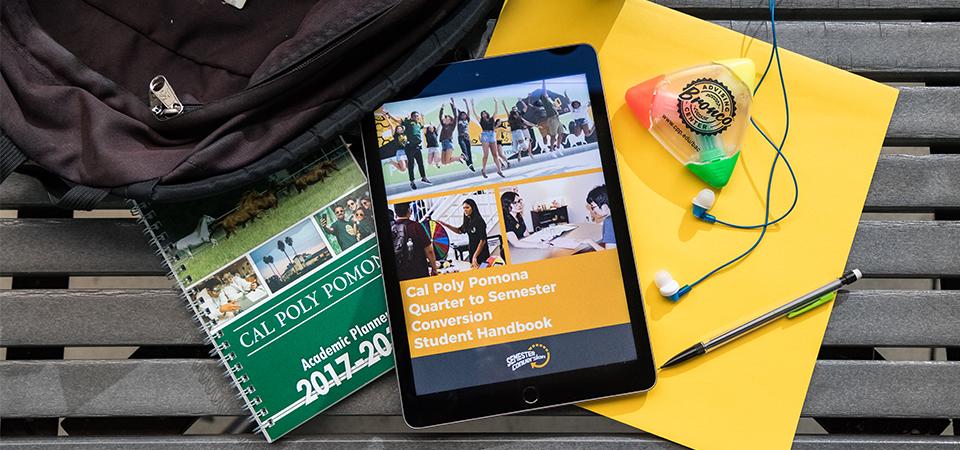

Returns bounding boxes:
[522,386,539,405]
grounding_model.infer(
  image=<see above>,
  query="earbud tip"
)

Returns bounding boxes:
[654,270,671,285]
[693,189,716,209]
[654,270,680,297]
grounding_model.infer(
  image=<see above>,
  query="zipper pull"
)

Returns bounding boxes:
[149,75,184,119]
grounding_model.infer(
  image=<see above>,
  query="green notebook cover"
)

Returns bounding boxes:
[133,139,393,442]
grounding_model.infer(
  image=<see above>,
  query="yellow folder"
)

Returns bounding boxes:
[487,1,898,449]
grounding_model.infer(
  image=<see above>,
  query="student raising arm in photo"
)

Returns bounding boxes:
[435,198,491,269]
[468,97,503,179]
[451,97,476,171]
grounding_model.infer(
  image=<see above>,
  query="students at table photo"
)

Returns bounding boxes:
[584,185,617,250]
[435,198,491,269]
[500,191,550,249]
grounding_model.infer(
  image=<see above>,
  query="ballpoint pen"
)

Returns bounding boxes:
[661,269,862,369]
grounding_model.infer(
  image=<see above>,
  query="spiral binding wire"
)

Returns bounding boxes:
[128,199,272,438]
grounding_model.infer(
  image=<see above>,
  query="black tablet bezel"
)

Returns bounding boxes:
[361,44,656,428]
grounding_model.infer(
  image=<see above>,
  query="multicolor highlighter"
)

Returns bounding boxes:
[625,59,755,188]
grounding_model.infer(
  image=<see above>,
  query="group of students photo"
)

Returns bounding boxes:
[315,190,376,253]
[377,75,600,196]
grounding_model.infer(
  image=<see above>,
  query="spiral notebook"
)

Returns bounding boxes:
[131,138,393,442]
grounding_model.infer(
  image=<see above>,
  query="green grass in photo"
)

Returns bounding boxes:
[179,162,365,285]
[381,146,487,185]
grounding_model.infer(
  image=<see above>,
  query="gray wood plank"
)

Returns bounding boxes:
[803,361,960,417]
[3,289,957,348]
[887,87,960,146]
[865,154,960,212]
[0,218,163,276]
[716,21,960,81]
[2,359,959,418]
[3,434,960,450]
[846,221,960,278]
[0,288,199,346]
[824,290,960,347]
[2,219,957,277]
[658,0,960,18]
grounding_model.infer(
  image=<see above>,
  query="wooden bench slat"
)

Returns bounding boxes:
[846,221,960,278]
[0,288,198,346]
[717,21,960,81]
[2,360,958,418]
[0,218,162,276]
[824,290,960,347]
[3,289,957,348]
[3,434,960,450]
[865,154,960,212]
[2,219,957,277]
[887,88,960,147]
[660,0,960,18]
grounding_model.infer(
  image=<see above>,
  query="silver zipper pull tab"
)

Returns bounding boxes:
[149,75,184,119]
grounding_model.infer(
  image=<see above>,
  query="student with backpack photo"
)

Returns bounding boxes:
[392,202,438,281]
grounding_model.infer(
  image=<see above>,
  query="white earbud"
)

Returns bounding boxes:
[691,188,717,223]
[693,188,716,210]
[654,270,680,298]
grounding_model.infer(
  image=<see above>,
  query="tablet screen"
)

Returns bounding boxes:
[372,73,638,395]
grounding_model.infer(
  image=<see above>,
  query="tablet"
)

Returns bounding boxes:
[362,45,655,427]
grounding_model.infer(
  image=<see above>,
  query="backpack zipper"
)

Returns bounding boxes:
[148,75,184,119]
[149,75,201,120]
[146,2,398,122]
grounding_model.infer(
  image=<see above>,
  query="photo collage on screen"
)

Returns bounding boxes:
[376,74,618,281]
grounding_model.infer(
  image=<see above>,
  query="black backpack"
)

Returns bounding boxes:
[0,0,498,209]
[391,220,415,268]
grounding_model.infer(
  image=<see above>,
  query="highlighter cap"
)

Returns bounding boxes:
[625,59,755,188]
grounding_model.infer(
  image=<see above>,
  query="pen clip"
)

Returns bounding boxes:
[787,291,837,319]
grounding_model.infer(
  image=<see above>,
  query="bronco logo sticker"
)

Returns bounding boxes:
[676,78,737,136]
[506,343,551,371]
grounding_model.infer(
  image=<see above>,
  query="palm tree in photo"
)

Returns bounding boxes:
[284,236,298,256]
[261,255,276,279]
[277,240,293,267]
[262,255,280,279]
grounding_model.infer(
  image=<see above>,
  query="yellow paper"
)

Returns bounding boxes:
[486,1,898,449]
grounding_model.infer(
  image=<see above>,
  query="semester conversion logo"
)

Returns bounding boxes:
[506,343,550,371]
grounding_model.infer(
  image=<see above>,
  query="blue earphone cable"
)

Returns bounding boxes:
[688,0,794,288]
